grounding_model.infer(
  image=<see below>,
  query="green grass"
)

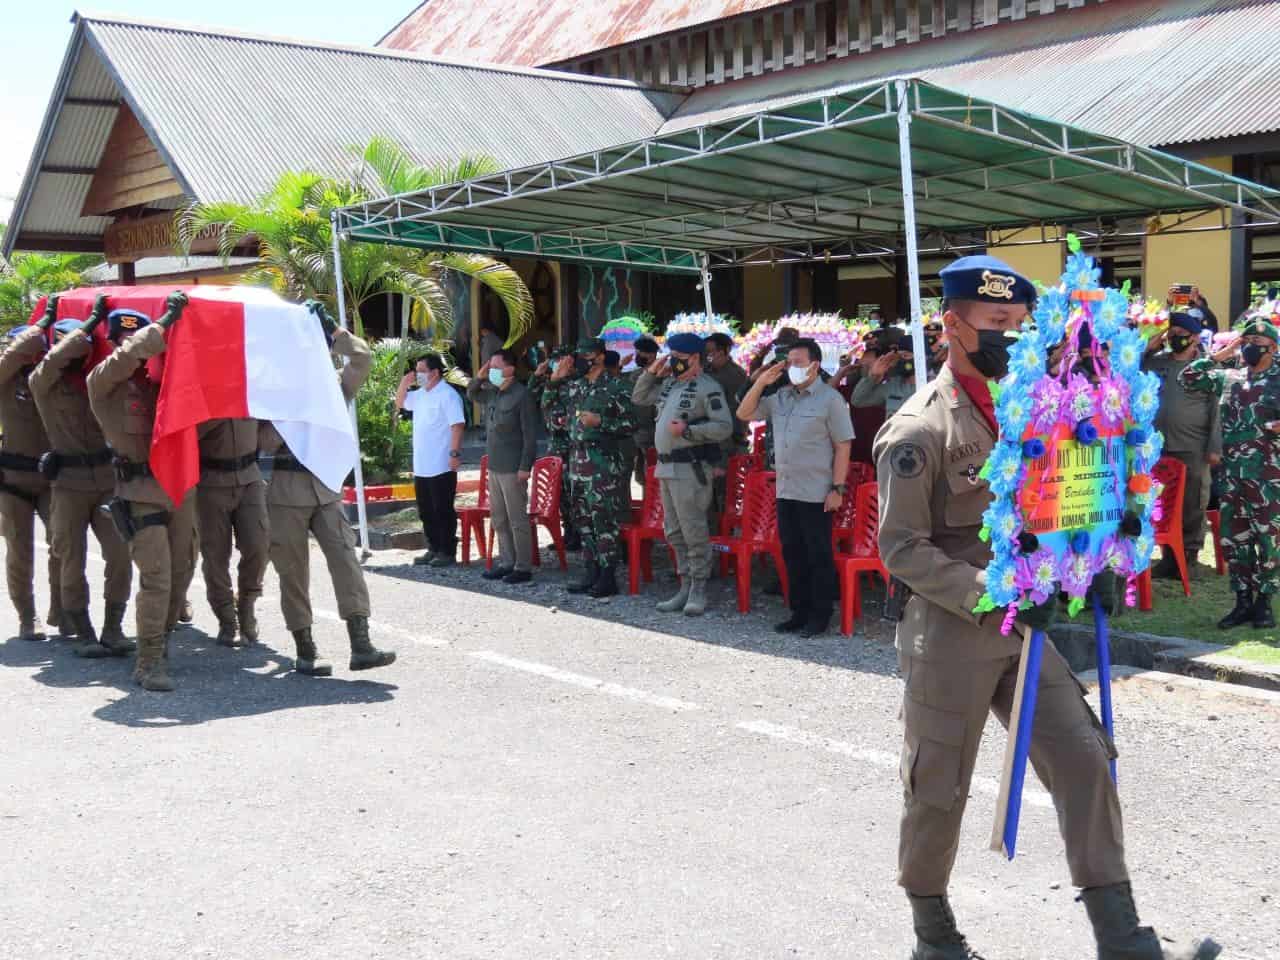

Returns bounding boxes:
[1109,535,1280,666]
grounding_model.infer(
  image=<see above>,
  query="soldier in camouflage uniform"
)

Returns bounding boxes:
[1182,318,1280,630]
[529,347,581,551]
[541,337,635,598]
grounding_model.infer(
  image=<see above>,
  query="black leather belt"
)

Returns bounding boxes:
[52,449,112,469]
[0,480,37,505]
[657,443,721,464]
[271,455,307,472]
[112,457,152,482]
[201,452,258,472]
[0,452,42,472]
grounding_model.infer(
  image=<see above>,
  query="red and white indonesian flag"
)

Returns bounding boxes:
[32,285,358,505]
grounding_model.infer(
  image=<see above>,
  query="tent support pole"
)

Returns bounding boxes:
[330,216,371,557]
[699,254,715,319]
[896,79,928,394]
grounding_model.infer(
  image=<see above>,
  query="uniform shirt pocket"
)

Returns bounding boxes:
[943,455,990,530]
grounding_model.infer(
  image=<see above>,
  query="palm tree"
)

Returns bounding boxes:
[176,137,532,343]
[0,227,102,326]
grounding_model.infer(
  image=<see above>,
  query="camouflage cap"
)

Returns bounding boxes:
[576,337,606,354]
[1242,318,1280,342]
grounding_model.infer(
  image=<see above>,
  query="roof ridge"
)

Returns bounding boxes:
[72,8,672,92]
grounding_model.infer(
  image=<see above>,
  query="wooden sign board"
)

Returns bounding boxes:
[104,213,220,264]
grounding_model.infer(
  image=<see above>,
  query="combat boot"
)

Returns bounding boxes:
[1150,548,1180,581]
[1216,590,1254,629]
[57,612,76,638]
[291,628,333,677]
[67,610,110,659]
[99,601,135,656]
[18,617,45,641]
[214,608,242,647]
[567,560,599,594]
[589,564,618,599]
[683,579,708,617]
[563,522,582,552]
[46,602,62,630]
[1251,593,1275,629]
[1080,883,1220,959]
[907,894,983,959]
[347,616,396,671]
[236,596,259,644]
[132,636,175,692]
[656,580,690,612]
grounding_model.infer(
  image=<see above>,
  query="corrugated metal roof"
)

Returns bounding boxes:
[663,0,1280,147]
[5,12,684,256]
[380,0,791,66]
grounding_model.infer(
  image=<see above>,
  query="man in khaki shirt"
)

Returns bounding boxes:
[874,255,1217,960]
[258,306,394,676]
[1,306,63,640]
[86,294,195,692]
[29,298,133,658]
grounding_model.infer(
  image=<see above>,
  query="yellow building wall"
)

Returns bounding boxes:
[742,265,785,327]
[1142,157,1232,311]
[986,227,1066,288]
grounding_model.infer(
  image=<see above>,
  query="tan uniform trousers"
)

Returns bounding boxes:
[661,476,714,581]
[898,642,1127,896]
[197,481,269,616]
[50,487,131,613]
[269,501,370,632]
[1,488,61,623]
[129,496,197,641]
[1164,449,1209,561]
[488,471,532,572]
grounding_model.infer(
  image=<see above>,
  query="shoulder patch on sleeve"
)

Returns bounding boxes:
[709,394,723,411]
[889,441,926,479]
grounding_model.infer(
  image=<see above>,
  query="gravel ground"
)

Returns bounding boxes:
[0,533,1276,960]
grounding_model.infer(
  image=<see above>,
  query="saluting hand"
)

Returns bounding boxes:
[578,410,602,428]
[534,359,550,377]
[649,355,671,377]
[399,372,417,391]
[870,351,896,382]
[1210,335,1241,364]
[758,360,787,386]
[551,355,574,381]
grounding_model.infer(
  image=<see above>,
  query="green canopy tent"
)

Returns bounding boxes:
[332,77,1280,546]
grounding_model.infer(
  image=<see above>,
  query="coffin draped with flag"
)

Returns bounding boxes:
[30,285,357,504]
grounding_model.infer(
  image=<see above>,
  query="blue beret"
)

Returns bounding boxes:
[940,255,1036,306]
[107,308,151,340]
[52,319,81,339]
[1167,311,1202,335]
[665,332,705,355]
[5,325,29,341]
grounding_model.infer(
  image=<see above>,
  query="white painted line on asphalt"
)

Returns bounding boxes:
[735,719,1053,809]
[468,650,702,713]
[313,608,445,648]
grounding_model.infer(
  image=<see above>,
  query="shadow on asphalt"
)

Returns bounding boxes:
[366,543,900,677]
[0,627,396,728]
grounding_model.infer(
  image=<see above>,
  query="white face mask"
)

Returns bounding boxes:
[416,372,430,388]
[787,364,810,386]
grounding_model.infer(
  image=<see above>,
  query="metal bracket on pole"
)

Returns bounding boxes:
[699,253,715,319]
[896,79,929,395]
[330,214,371,559]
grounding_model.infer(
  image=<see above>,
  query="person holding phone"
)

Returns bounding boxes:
[1166,284,1219,333]
[1182,318,1280,629]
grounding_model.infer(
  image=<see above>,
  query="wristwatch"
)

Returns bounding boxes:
[831,482,847,494]
[449,450,461,458]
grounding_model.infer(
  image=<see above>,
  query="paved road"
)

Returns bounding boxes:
[1,539,1276,959]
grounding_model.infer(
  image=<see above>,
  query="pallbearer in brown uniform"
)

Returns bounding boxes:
[258,304,394,676]
[86,293,196,692]
[873,255,1219,960]
[0,301,63,640]
[196,415,269,647]
[29,296,133,658]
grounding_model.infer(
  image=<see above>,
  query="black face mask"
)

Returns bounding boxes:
[635,355,655,369]
[574,356,592,376]
[670,357,691,377]
[1242,343,1269,368]
[965,326,1015,380]
[1168,335,1194,354]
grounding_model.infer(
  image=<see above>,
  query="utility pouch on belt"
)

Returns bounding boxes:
[37,452,60,481]
[105,497,136,541]
[884,577,913,622]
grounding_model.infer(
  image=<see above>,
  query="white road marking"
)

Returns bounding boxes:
[313,608,445,647]
[468,650,702,713]
[735,719,1054,809]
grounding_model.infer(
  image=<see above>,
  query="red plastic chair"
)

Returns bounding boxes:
[749,421,767,456]
[832,462,875,554]
[709,470,789,613]
[485,456,568,571]
[838,482,891,636]
[718,453,760,538]
[1206,508,1226,576]
[1135,456,1190,610]
[621,464,670,595]
[458,455,489,566]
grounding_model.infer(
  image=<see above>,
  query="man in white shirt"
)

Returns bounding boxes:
[396,354,465,567]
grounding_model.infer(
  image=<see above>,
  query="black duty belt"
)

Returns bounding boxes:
[656,443,722,465]
[271,455,308,473]
[201,452,259,472]
[0,452,42,472]
[51,449,112,469]
[0,480,38,505]
[112,457,152,482]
